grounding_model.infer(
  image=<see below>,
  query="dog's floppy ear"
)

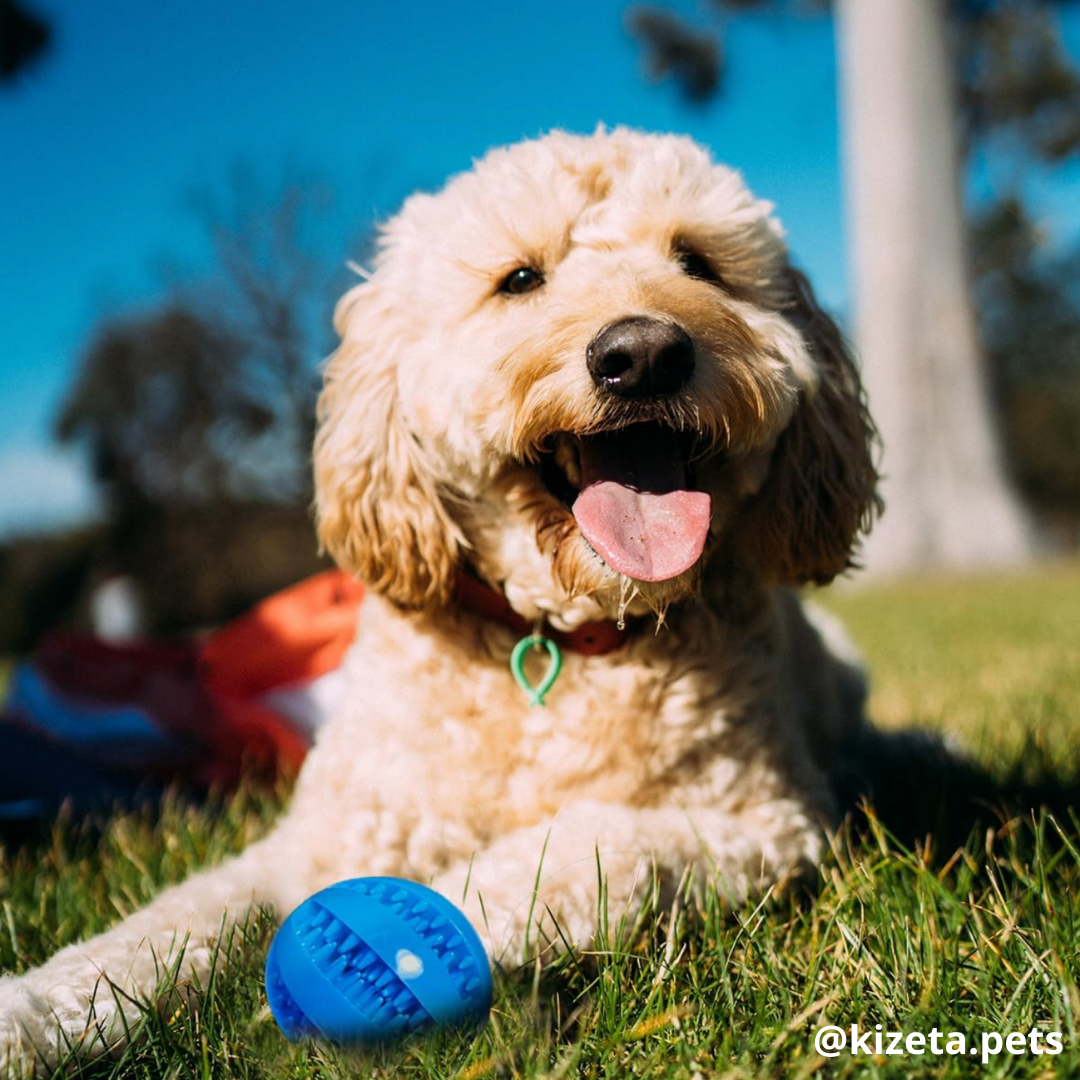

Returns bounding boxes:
[738,267,882,585]
[314,280,464,609]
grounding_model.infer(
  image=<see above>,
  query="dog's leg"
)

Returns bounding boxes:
[0,833,282,1072]
[434,796,823,965]
[0,724,431,1071]
[0,796,406,1074]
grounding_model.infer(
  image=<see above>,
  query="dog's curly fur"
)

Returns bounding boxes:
[0,127,881,1069]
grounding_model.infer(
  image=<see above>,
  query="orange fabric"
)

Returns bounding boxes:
[194,565,631,777]
[200,569,365,697]
[198,569,365,773]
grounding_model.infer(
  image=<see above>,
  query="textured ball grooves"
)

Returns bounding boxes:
[319,880,488,1020]
[264,957,313,1041]
[271,909,409,1041]
[267,877,491,1043]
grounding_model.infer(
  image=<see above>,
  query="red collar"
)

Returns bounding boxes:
[453,570,634,657]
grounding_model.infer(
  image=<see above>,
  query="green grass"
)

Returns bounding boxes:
[3,562,1080,1079]
[816,560,1080,763]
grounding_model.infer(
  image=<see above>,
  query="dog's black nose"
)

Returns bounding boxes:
[586,317,695,398]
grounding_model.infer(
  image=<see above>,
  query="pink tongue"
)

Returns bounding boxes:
[571,426,712,583]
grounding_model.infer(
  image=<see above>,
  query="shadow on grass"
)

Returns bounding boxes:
[837,723,1080,858]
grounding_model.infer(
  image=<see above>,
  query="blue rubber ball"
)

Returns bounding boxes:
[265,876,492,1043]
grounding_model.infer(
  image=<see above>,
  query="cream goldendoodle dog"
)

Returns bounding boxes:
[0,127,879,1068]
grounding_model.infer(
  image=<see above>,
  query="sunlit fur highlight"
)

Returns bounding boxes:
[314,128,877,616]
[314,288,466,609]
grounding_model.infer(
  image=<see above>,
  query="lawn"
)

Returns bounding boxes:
[2,562,1079,1079]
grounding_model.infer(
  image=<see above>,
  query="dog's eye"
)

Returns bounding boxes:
[499,267,545,295]
[674,245,723,287]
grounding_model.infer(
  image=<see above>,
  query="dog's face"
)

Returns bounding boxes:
[316,129,879,628]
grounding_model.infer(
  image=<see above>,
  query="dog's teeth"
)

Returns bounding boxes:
[554,436,582,489]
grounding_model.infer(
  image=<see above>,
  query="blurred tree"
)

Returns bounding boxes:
[57,306,282,509]
[954,5,1080,540]
[0,527,100,652]
[956,1,1080,161]
[838,0,1034,570]
[55,169,347,631]
[626,6,720,102]
[973,197,1080,539]
[178,164,345,499]
[0,0,49,83]
[629,0,1080,570]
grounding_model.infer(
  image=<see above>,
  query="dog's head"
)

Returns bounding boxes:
[315,129,880,629]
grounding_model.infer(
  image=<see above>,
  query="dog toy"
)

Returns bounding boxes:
[265,876,492,1043]
[510,631,563,706]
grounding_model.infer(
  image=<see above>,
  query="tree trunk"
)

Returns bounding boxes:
[836,0,1036,573]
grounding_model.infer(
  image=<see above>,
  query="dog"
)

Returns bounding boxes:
[0,126,880,1069]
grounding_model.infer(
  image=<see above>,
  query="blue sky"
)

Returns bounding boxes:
[1,0,1077,536]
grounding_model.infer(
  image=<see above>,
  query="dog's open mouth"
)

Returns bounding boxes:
[538,423,713,583]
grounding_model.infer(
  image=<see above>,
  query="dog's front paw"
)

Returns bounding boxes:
[434,814,631,966]
[437,868,604,967]
[0,975,54,1076]
[0,969,126,1074]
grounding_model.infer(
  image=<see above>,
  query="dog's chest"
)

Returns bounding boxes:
[336,603,740,830]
